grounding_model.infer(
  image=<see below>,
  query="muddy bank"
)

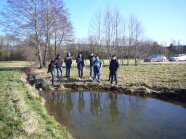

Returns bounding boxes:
[25,67,186,103]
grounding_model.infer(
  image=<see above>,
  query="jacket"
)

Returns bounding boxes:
[55,57,63,68]
[109,59,119,72]
[76,57,84,68]
[64,56,72,66]
[48,62,55,72]
[89,56,96,66]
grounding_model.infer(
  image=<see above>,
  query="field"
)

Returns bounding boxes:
[35,63,186,91]
[0,61,30,67]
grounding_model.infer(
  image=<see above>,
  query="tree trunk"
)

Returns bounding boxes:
[135,58,138,66]
[43,41,49,66]
[127,57,130,65]
[37,43,43,69]
[54,31,57,56]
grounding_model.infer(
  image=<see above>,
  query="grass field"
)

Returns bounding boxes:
[35,64,186,91]
[0,61,30,67]
[0,63,72,138]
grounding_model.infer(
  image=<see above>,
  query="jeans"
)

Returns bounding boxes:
[108,71,111,81]
[78,67,83,78]
[93,68,100,81]
[56,67,63,80]
[66,65,71,77]
[50,71,55,84]
[90,65,94,78]
[110,71,118,85]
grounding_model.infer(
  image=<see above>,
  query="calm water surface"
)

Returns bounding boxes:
[40,92,186,139]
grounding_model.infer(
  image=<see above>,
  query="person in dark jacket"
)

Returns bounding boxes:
[76,53,84,78]
[64,52,72,78]
[55,54,63,80]
[109,55,119,86]
[48,60,56,85]
[89,53,96,79]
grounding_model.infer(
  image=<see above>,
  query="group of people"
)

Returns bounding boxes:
[48,52,119,86]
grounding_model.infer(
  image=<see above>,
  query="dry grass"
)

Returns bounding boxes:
[35,64,186,91]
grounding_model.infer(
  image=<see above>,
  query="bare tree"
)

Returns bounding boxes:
[0,0,73,67]
[127,15,144,65]
[1,0,44,68]
[40,0,53,66]
[89,9,102,46]
[52,0,73,57]
[103,7,112,55]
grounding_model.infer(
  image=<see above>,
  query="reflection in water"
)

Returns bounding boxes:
[40,92,186,139]
[109,94,119,121]
[90,93,103,116]
[66,93,73,115]
[78,93,85,114]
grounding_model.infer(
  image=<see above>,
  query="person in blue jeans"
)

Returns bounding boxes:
[48,60,56,85]
[76,53,84,78]
[89,53,95,79]
[93,55,103,82]
[55,54,63,81]
[64,52,72,78]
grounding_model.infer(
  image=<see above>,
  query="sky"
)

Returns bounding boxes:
[0,0,186,45]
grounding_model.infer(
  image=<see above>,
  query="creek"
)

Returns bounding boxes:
[40,92,186,139]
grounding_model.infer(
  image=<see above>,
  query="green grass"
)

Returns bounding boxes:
[0,61,30,67]
[36,64,186,91]
[0,69,72,138]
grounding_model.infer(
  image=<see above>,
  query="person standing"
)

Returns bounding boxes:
[93,55,103,82]
[89,53,95,79]
[76,53,84,78]
[64,52,72,78]
[47,60,56,85]
[55,54,63,81]
[109,55,119,86]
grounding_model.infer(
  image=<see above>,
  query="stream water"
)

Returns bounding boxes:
[40,92,186,139]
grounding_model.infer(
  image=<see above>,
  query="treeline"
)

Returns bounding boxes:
[0,2,185,65]
[1,34,185,63]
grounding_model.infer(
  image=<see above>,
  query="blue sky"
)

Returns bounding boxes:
[0,0,186,44]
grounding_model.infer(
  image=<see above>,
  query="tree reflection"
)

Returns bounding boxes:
[78,92,85,114]
[109,93,119,121]
[90,93,103,116]
[125,96,147,122]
